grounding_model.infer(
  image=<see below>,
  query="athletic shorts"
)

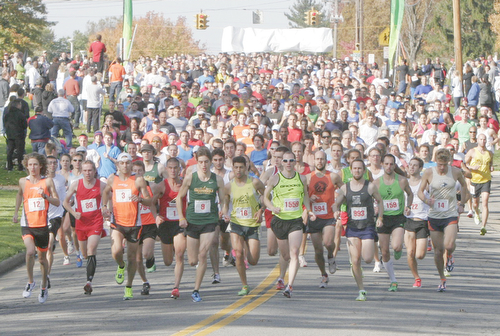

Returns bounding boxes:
[346,226,377,240]
[139,223,158,244]
[307,217,335,234]
[405,218,429,239]
[219,219,229,234]
[270,217,304,240]
[158,221,184,245]
[48,217,62,236]
[264,209,273,229]
[111,223,142,243]
[229,222,260,241]
[185,223,217,239]
[22,227,50,251]
[76,222,103,241]
[377,214,405,234]
[471,181,491,198]
[428,217,458,232]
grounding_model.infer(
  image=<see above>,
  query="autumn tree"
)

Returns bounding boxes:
[89,12,204,60]
[0,0,53,54]
[488,0,500,52]
[284,0,329,28]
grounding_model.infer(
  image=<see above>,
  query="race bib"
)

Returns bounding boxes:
[29,197,45,212]
[236,207,252,219]
[351,207,367,220]
[195,200,211,213]
[139,203,150,214]
[433,199,449,212]
[116,189,132,203]
[81,199,97,213]
[312,202,328,215]
[383,199,400,212]
[412,75,418,81]
[166,207,179,220]
[411,202,422,212]
[284,198,300,212]
[256,165,264,175]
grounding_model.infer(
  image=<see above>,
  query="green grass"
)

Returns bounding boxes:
[0,189,24,261]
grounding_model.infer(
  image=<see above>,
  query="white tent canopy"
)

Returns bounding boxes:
[221,27,333,53]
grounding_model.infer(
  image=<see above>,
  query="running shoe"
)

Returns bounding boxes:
[22,282,36,298]
[299,255,308,267]
[67,240,75,254]
[473,212,482,226]
[372,261,382,273]
[244,259,249,269]
[211,273,221,284]
[46,276,51,289]
[388,282,398,292]
[319,275,329,288]
[115,266,125,284]
[467,210,473,218]
[171,288,180,299]
[238,285,249,296]
[84,282,93,295]
[328,257,337,274]
[123,287,133,300]
[413,278,422,288]
[355,290,367,301]
[276,278,285,290]
[63,256,70,266]
[191,291,202,302]
[437,281,446,292]
[283,285,293,298]
[480,227,487,236]
[427,238,432,252]
[444,269,451,277]
[446,254,454,272]
[394,250,402,260]
[230,250,236,266]
[76,254,83,268]
[146,264,156,273]
[38,288,48,303]
[141,282,150,295]
[222,254,232,267]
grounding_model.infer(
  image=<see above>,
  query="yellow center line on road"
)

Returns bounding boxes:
[171,264,280,336]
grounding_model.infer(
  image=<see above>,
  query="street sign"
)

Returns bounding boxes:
[383,47,389,59]
[379,27,390,46]
[368,54,375,64]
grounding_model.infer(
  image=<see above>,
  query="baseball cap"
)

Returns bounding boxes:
[117,153,132,162]
[94,130,103,136]
[304,90,313,96]
[430,117,439,124]
[152,118,160,123]
[271,125,280,132]
[390,91,396,96]
[140,144,156,153]
[76,146,87,153]
[253,111,262,117]
[147,103,156,110]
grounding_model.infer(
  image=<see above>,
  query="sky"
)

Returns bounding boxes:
[44,0,294,54]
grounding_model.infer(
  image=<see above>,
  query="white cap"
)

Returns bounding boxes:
[147,103,156,110]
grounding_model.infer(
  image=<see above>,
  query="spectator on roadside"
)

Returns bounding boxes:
[4,99,27,171]
[86,75,106,133]
[28,106,54,154]
[49,89,74,147]
[89,34,106,74]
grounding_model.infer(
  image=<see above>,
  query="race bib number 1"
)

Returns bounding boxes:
[166,207,179,220]
[195,200,211,213]
[284,198,300,212]
[433,199,449,212]
[116,189,132,203]
[312,202,328,215]
[29,197,45,212]
[383,199,400,212]
[81,199,97,213]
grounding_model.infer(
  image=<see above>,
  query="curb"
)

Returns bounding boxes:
[0,252,26,276]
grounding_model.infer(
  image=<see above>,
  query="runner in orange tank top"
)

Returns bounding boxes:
[307,150,343,288]
[64,160,106,295]
[102,153,152,300]
[13,153,60,303]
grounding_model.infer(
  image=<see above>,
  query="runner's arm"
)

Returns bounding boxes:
[13,179,25,223]
[63,181,78,217]
[176,173,192,223]
[45,178,61,207]
[136,177,153,206]
[263,174,279,212]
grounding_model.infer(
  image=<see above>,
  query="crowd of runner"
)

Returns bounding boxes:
[5,38,497,303]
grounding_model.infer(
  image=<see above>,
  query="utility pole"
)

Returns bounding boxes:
[332,0,340,58]
[453,0,463,85]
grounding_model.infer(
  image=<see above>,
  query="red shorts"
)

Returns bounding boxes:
[265,209,273,229]
[76,223,104,241]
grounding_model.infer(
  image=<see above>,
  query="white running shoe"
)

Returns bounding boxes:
[373,261,382,273]
[67,240,75,254]
[319,275,329,288]
[63,256,70,265]
[38,288,48,303]
[473,212,482,226]
[328,257,337,274]
[299,255,308,267]
[23,282,36,298]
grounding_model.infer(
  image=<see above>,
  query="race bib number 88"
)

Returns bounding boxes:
[81,199,97,213]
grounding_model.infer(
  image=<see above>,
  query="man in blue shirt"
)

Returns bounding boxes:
[97,131,121,179]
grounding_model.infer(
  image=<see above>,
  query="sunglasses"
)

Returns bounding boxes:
[270,147,278,150]
[250,128,258,130]
[282,159,296,163]
[72,159,82,162]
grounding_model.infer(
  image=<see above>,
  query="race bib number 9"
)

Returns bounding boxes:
[166,207,179,220]
[383,199,400,212]
[284,198,300,212]
[433,199,449,212]
[81,199,97,213]
[195,200,211,213]
[351,207,367,220]
[312,202,328,215]
[116,189,132,203]
[236,207,252,219]
[29,197,45,212]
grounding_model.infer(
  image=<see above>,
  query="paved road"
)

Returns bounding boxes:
[1,180,500,336]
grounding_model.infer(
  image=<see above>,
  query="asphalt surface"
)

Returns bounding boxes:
[1,180,500,336]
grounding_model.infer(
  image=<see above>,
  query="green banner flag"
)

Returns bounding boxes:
[389,0,404,68]
[122,0,133,60]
